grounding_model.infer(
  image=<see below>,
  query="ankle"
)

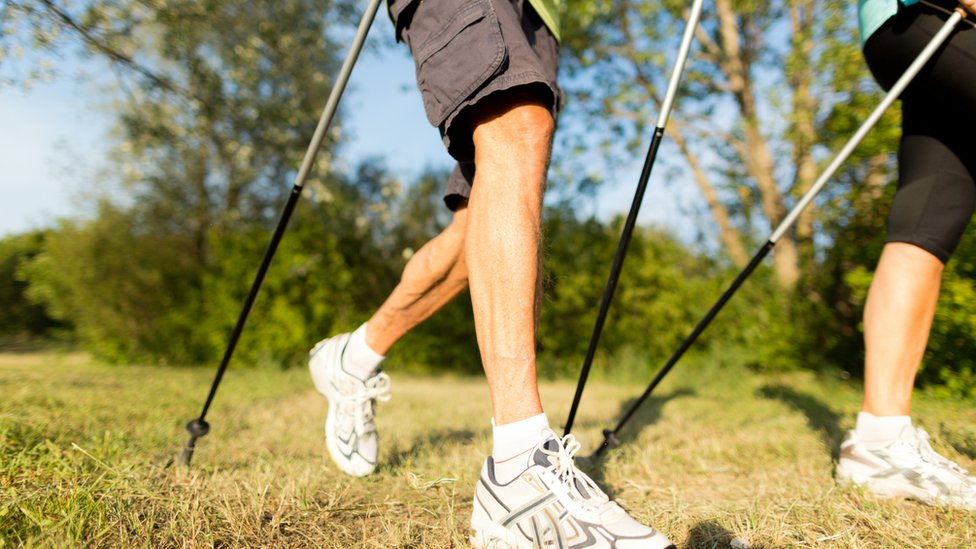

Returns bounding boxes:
[342,323,385,380]
[492,413,550,483]
[855,411,912,447]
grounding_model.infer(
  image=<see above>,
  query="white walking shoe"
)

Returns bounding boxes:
[836,425,976,510]
[470,431,674,548]
[309,333,391,477]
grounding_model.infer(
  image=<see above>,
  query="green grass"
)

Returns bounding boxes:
[2,352,976,547]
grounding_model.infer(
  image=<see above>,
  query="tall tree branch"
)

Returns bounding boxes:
[617,0,748,266]
[713,0,799,287]
[37,0,189,99]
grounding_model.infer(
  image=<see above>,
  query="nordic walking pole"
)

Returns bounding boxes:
[564,0,707,437]
[178,0,384,466]
[589,7,966,458]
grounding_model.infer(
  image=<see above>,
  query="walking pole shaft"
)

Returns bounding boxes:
[564,0,706,436]
[179,0,384,466]
[591,9,964,457]
[594,242,771,457]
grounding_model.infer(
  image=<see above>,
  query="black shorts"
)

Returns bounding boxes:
[389,0,561,210]
[863,2,976,263]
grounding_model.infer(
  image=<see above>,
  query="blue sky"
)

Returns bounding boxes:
[0,16,702,241]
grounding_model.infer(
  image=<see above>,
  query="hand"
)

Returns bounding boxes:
[959,0,976,17]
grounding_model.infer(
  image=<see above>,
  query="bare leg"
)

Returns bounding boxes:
[862,242,944,416]
[466,91,555,425]
[366,205,469,354]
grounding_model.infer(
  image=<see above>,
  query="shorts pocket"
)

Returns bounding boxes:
[406,0,507,127]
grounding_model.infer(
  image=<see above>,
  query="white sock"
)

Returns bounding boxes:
[492,413,551,484]
[855,411,912,448]
[341,323,385,380]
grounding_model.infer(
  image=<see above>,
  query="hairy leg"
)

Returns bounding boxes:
[466,91,555,425]
[366,205,469,354]
[862,242,944,416]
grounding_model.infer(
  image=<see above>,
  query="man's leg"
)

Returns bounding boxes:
[309,203,469,477]
[465,90,553,425]
[465,90,674,549]
[366,204,469,354]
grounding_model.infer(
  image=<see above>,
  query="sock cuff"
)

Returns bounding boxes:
[492,412,550,461]
[855,411,912,443]
[342,323,385,379]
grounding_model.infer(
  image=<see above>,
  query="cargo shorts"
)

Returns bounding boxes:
[389,0,561,210]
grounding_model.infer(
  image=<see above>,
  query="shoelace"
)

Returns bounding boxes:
[540,433,619,517]
[883,428,976,494]
[915,429,974,483]
[337,372,392,433]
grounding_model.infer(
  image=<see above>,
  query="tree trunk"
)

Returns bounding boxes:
[790,0,818,273]
[668,123,750,267]
[713,0,800,288]
[617,0,749,267]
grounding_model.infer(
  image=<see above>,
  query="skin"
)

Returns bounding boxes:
[465,91,554,425]
[861,242,944,417]
[366,205,469,355]
[364,88,555,427]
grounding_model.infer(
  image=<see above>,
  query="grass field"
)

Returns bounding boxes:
[2,351,976,547]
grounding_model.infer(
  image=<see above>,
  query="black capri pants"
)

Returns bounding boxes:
[863,1,976,264]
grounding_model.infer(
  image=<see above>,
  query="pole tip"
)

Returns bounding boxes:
[186,419,210,437]
[585,429,622,461]
[178,419,211,466]
[601,428,621,450]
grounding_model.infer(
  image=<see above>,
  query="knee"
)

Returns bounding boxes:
[486,103,554,146]
[887,174,975,264]
[447,205,469,235]
[470,89,555,149]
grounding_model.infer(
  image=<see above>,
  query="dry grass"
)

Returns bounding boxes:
[2,351,976,547]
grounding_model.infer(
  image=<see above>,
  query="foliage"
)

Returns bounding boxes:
[539,207,729,379]
[2,0,975,398]
[18,166,403,366]
[0,231,63,341]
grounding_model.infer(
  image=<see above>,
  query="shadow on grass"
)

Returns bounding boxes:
[685,520,772,548]
[757,384,845,460]
[614,387,697,446]
[385,427,477,469]
[575,388,696,488]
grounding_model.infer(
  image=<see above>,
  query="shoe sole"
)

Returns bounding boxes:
[469,518,532,549]
[470,513,675,548]
[837,463,976,510]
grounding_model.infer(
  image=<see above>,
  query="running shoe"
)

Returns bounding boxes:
[309,333,391,477]
[836,425,976,510]
[470,430,674,548]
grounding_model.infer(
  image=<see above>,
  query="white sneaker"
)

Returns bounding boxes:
[836,425,976,510]
[309,333,391,477]
[470,431,674,548]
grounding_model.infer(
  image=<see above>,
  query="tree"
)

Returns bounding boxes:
[0,231,63,341]
[559,0,898,289]
[10,0,384,364]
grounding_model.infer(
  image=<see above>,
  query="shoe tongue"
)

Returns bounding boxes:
[532,438,560,467]
[533,438,594,500]
[895,424,919,443]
